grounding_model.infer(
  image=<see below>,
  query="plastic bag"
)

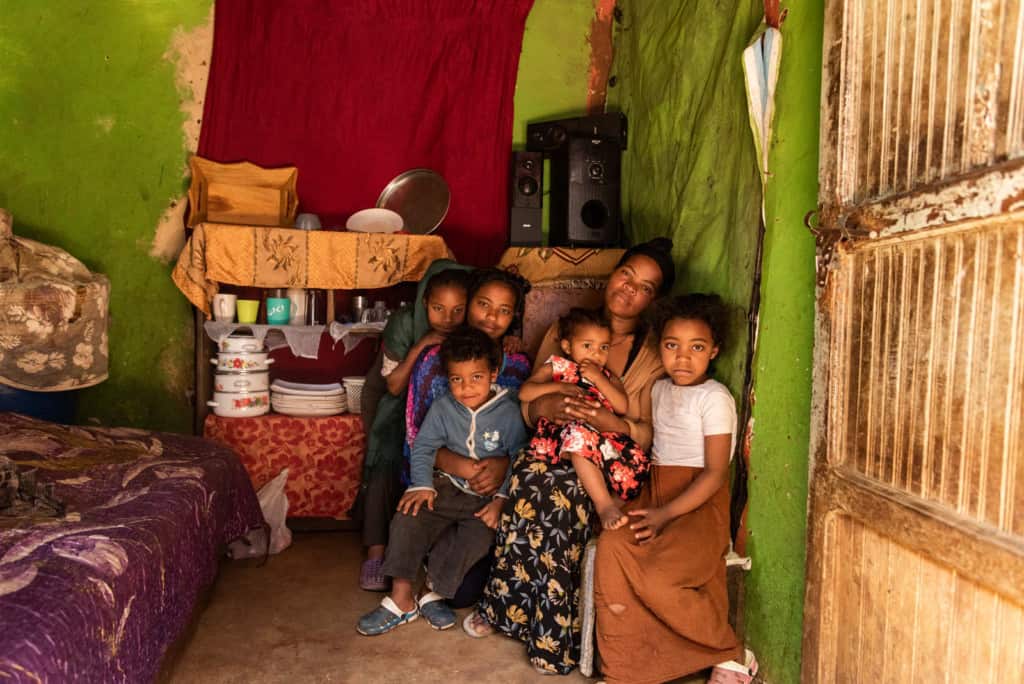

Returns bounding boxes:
[260,468,292,554]
[227,525,268,560]
[253,469,289,551]
[226,468,292,559]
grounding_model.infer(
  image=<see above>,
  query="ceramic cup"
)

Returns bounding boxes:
[294,213,321,231]
[236,299,259,324]
[266,297,291,325]
[212,294,237,322]
[287,288,307,325]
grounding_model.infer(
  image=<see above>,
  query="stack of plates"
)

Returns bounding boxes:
[270,380,347,417]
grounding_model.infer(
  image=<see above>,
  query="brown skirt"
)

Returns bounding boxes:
[594,465,742,684]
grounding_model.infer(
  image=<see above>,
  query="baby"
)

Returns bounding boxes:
[519,308,650,529]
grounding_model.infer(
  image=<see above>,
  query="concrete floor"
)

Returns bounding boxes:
[166,531,707,684]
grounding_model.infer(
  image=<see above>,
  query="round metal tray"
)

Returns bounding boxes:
[376,169,450,235]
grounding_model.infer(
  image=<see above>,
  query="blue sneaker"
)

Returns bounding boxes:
[417,592,456,630]
[356,597,419,636]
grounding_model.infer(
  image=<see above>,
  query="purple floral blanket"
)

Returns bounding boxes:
[0,413,264,682]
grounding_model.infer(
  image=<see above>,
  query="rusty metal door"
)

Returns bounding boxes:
[803,1,1024,681]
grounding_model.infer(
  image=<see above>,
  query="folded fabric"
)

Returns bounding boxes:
[0,209,110,390]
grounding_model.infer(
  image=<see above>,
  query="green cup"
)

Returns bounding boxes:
[236,299,259,324]
[266,297,290,325]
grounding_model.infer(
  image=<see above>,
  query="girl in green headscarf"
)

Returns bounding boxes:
[354,259,472,591]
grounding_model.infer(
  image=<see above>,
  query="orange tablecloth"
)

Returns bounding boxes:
[203,412,365,519]
[173,223,451,315]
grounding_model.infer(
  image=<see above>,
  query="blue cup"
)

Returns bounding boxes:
[266,297,291,325]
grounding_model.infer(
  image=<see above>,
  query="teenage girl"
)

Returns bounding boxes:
[356,262,470,591]
[518,307,650,530]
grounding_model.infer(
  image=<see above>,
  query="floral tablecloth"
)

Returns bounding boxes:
[203,413,365,519]
[173,222,451,316]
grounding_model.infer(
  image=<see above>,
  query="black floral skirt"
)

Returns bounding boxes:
[478,451,595,674]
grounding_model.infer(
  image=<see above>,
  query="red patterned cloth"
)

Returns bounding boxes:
[527,355,650,501]
[203,413,365,519]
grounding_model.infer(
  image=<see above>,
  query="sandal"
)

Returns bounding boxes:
[709,649,758,684]
[356,596,418,636]
[359,558,388,592]
[417,592,456,630]
[461,610,494,638]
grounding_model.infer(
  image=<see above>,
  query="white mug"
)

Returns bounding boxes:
[287,288,307,325]
[212,294,238,322]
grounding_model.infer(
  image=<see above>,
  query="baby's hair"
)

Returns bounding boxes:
[423,268,469,300]
[439,325,501,372]
[654,293,729,350]
[469,267,532,337]
[557,307,611,342]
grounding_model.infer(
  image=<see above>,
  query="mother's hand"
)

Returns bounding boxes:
[527,387,586,426]
[562,398,629,434]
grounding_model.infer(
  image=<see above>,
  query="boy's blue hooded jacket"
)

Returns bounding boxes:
[406,387,528,498]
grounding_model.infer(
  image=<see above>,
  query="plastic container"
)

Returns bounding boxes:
[342,376,366,414]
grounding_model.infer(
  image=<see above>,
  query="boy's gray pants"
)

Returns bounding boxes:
[381,474,497,598]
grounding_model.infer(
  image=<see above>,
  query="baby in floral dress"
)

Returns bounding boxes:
[519,308,650,529]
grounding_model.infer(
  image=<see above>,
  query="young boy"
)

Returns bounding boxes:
[356,327,528,636]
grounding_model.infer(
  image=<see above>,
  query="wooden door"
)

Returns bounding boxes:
[803,0,1024,681]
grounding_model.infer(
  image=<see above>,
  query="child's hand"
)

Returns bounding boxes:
[397,489,436,517]
[579,360,604,384]
[627,506,672,544]
[418,330,447,349]
[474,498,505,529]
[502,335,523,355]
[468,457,510,496]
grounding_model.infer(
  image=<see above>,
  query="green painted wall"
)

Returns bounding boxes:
[514,1,597,145]
[744,4,823,682]
[0,1,595,432]
[0,1,210,432]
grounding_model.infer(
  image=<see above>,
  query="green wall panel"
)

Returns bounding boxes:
[744,4,824,682]
[514,0,597,145]
[610,0,762,399]
[0,1,211,431]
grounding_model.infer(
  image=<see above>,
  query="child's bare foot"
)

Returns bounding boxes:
[597,502,628,530]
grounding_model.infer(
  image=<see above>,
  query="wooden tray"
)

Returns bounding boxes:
[187,156,299,227]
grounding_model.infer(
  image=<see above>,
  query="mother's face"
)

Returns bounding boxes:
[604,254,663,319]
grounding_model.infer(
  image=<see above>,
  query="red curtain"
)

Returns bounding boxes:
[198,0,534,266]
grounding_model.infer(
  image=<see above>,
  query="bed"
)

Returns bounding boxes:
[0,412,264,682]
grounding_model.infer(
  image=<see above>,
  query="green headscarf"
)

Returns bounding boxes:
[362,258,472,476]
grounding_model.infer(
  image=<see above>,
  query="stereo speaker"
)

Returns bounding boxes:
[526,112,627,153]
[547,136,621,246]
[509,150,543,246]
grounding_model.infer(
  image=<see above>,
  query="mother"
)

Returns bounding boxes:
[464,238,675,675]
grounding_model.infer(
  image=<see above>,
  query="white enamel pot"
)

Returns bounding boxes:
[211,352,274,372]
[214,371,269,393]
[218,335,264,353]
[206,390,270,417]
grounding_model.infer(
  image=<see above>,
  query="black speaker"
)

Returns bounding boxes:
[526,112,627,153]
[509,150,543,246]
[548,136,621,246]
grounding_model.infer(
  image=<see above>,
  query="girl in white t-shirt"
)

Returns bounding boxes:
[593,294,757,684]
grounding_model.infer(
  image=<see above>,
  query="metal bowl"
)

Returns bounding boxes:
[376,169,450,235]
